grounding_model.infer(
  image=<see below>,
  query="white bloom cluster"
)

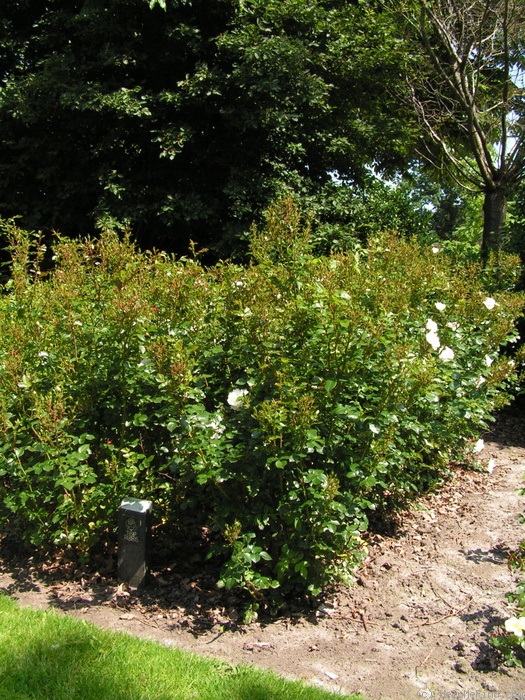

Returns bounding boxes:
[207,414,225,440]
[227,388,248,409]
[425,318,456,362]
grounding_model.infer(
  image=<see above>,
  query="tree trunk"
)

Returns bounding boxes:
[482,186,507,259]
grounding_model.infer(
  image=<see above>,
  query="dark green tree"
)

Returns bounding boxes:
[0,0,414,256]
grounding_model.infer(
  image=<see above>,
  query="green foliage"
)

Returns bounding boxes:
[0,203,523,607]
[306,177,433,254]
[492,612,525,666]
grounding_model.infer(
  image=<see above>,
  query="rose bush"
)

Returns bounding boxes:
[0,201,523,612]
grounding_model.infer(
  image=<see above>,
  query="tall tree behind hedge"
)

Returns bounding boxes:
[385,0,525,259]
[0,0,414,256]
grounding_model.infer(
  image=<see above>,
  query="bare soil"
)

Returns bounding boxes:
[3,407,525,699]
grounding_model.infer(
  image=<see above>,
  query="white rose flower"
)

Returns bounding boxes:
[485,354,493,367]
[483,297,498,310]
[435,302,446,311]
[426,319,438,333]
[227,388,248,409]
[505,617,525,636]
[473,438,484,453]
[208,414,225,439]
[439,346,454,361]
[426,331,441,350]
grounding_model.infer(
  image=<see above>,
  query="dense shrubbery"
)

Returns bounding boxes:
[0,200,523,612]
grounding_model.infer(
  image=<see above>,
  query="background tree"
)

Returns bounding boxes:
[0,0,414,257]
[387,0,525,257]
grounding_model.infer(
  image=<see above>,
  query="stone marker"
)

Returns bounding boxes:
[118,497,152,588]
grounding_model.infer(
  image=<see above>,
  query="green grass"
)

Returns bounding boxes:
[0,594,362,700]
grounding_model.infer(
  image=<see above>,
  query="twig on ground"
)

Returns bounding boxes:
[359,610,369,632]
[429,581,456,611]
[414,596,473,627]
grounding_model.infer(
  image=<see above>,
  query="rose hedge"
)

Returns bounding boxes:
[0,201,523,610]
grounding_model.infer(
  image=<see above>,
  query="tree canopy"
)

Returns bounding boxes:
[0,0,414,256]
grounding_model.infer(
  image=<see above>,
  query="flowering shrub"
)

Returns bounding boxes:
[0,203,523,609]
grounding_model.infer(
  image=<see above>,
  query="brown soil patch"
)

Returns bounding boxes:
[2,407,525,699]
